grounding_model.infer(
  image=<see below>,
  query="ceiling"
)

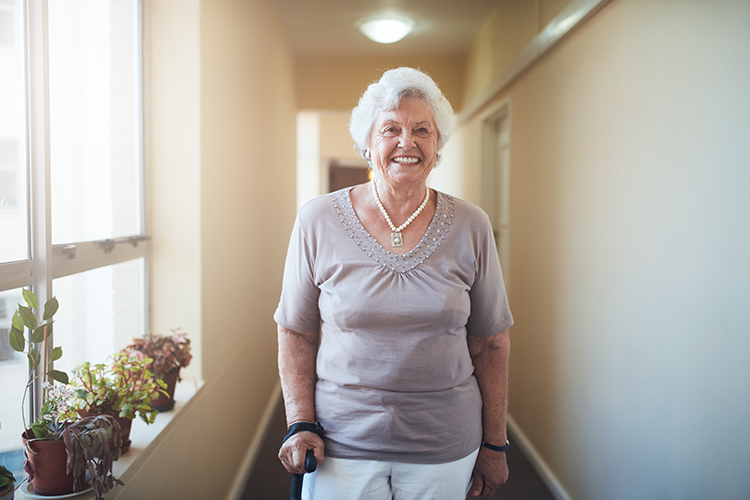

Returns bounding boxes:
[272,0,499,58]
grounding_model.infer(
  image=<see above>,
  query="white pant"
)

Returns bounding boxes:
[302,448,480,500]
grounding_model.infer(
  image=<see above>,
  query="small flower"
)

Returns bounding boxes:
[58,385,76,402]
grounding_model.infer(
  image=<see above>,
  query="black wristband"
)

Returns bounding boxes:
[282,422,325,445]
[481,440,510,452]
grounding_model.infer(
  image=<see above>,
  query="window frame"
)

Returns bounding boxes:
[0,0,149,421]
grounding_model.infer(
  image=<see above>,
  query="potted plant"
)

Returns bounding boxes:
[8,290,122,499]
[23,384,123,498]
[0,453,14,500]
[124,329,192,411]
[0,422,15,500]
[71,351,166,453]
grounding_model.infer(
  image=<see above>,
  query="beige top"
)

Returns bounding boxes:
[274,186,513,464]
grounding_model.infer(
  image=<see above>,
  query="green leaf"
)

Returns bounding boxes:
[0,472,14,488]
[22,288,38,309]
[18,305,37,330]
[29,420,50,440]
[40,399,53,414]
[43,297,59,321]
[50,346,63,361]
[31,324,50,343]
[9,325,25,352]
[11,310,24,330]
[48,369,69,385]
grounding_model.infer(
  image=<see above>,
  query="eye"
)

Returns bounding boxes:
[415,127,431,136]
[383,126,400,136]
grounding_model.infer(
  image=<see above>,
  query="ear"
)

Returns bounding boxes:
[434,150,442,168]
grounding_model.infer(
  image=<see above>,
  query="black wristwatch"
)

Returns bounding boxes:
[481,439,510,452]
[282,422,325,445]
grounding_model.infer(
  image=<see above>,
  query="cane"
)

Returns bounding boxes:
[290,449,317,500]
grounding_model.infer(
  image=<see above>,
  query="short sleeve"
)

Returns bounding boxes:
[273,214,321,333]
[465,214,514,337]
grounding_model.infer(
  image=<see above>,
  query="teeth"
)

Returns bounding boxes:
[393,157,419,164]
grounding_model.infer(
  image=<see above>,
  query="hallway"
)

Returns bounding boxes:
[111,1,750,497]
[241,396,555,500]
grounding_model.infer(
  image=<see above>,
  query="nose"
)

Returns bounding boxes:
[398,130,416,149]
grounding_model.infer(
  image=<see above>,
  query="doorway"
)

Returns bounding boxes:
[480,101,511,291]
[328,160,370,192]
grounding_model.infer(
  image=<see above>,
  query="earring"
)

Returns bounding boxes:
[365,150,371,159]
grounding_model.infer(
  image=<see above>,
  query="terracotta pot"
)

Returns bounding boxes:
[151,367,180,412]
[22,431,85,496]
[77,411,132,454]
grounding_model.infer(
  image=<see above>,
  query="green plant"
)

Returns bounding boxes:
[0,464,14,497]
[72,351,166,424]
[8,291,122,500]
[8,290,67,432]
[0,421,15,496]
[124,329,192,379]
[24,411,123,499]
[26,383,78,441]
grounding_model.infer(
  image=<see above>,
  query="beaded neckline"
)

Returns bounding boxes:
[330,186,455,274]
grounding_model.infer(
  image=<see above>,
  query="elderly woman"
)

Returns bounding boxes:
[275,67,513,500]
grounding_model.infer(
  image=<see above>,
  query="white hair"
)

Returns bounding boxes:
[349,67,455,162]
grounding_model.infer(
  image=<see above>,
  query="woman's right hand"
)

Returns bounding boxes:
[278,431,325,474]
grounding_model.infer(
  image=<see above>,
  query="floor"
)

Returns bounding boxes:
[241,397,556,500]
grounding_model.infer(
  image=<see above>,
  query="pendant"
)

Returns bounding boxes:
[391,232,403,247]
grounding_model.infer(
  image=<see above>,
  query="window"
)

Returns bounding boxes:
[0,0,28,262]
[0,0,15,48]
[0,0,147,482]
[48,0,144,244]
[0,140,21,211]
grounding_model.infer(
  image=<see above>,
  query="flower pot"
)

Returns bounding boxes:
[22,431,85,496]
[0,485,13,500]
[77,411,132,454]
[151,367,180,412]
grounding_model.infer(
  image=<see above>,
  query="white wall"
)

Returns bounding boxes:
[147,0,202,383]
[128,0,297,498]
[450,0,750,498]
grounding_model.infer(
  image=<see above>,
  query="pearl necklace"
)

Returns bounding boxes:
[371,181,430,247]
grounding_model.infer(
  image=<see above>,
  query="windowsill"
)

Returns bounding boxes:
[16,379,204,500]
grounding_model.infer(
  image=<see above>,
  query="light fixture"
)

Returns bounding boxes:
[357,15,414,44]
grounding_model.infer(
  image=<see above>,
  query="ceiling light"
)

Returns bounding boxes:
[357,15,414,44]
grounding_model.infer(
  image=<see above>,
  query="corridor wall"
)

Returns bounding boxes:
[446,1,750,498]
[129,0,297,498]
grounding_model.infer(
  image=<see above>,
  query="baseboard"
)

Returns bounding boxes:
[226,381,283,500]
[507,414,574,500]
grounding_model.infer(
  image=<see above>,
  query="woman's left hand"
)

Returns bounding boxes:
[467,329,511,498]
[468,447,509,498]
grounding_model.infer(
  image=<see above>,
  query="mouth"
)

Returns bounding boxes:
[391,156,420,165]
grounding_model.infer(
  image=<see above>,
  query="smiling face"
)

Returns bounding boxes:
[368,97,439,192]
